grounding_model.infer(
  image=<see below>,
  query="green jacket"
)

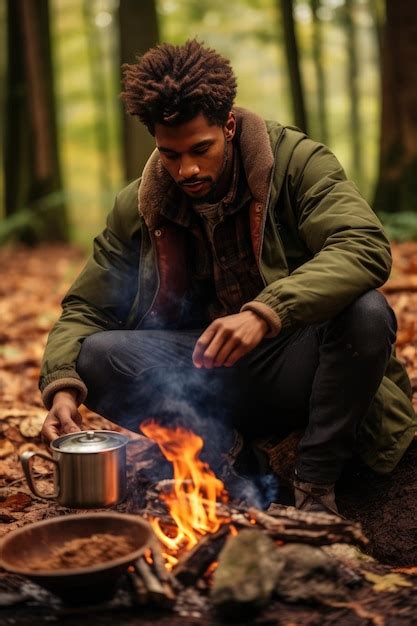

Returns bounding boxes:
[40,107,416,473]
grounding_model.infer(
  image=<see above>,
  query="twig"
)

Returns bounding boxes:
[134,558,176,607]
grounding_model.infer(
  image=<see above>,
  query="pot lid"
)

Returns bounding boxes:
[52,430,128,453]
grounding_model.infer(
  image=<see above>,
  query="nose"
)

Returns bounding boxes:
[178,156,199,179]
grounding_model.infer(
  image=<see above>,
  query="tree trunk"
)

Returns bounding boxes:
[343,0,362,189]
[369,0,384,63]
[118,0,159,183]
[4,0,68,243]
[279,0,308,133]
[83,0,113,209]
[374,0,417,213]
[310,0,328,144]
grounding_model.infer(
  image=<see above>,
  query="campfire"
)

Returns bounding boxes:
[124,420,369,617]
[140,420,229,568]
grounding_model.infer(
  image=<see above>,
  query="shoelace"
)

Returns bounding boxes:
[295,483,347,520]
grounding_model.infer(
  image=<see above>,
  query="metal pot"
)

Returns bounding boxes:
[21,430,129,508]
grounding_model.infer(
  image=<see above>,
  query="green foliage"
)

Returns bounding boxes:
[0,191,68,245]
[0,0,388,243]
[379,212,417,242]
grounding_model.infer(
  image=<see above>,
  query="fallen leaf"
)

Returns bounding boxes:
[19,415,44,438]
[392,566,417,576]
[0,440,15,459]
[0,513,17,523]
[17,443,44,456]
[0,492,32,511]
[363,571,412,592]
[4,426,25,446]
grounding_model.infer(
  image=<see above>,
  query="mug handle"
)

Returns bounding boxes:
[20,451,60,500]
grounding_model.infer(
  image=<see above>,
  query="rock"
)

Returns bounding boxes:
[274,543,347,603]
[211,529,284,619]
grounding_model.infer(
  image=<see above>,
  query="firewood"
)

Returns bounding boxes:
[245,506,368,548]
[173,525,230,586]
[149,539,172,583]
[128,569,149,605]
[134,558,176,607]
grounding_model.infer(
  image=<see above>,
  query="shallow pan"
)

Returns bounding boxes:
[0,512,153,604]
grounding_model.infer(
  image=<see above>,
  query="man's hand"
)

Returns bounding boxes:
[192,310,268,369]
[42,389,83,442]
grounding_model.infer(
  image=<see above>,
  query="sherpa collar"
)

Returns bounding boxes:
[137,107,274,230]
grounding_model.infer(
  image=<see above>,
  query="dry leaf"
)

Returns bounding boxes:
[0,440,15,459]
[19,415,44,438]
[363,571,412,592]
[392,566,417,576]
[0,492,32,511]
[17,442,44,456]
[0,512,17,524]
[4,426,25,445]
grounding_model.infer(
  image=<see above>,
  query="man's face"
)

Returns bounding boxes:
[155,112,235,202]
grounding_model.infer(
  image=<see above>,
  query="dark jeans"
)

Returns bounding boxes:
[77,290,396,484]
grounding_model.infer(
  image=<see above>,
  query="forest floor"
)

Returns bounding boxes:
[0,243,417,625]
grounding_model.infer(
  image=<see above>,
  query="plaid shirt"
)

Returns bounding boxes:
[160,150,264,325]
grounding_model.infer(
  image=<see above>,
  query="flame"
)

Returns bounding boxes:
[140,420,229,562]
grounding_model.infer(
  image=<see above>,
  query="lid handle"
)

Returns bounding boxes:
[86,430,95,440]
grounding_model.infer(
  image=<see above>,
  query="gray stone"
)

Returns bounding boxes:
[211,529,284,618]
[274,543,347,603]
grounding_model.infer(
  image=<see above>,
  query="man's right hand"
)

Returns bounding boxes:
[42,389,83,442]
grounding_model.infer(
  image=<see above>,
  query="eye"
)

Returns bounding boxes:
[164,153,179,161]
[193,146,209,155]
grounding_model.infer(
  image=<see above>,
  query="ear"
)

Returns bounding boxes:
[224,111,236,142]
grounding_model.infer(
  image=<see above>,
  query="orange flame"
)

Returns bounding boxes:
[141,420,229,560]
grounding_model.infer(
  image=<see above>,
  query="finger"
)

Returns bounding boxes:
[202,330,233,368]
[42,417,61,442]
[213,337,240,367]
[59,406,82,434]
[73,412,83,428]
[192,325,217,368]
[223,343,250,368]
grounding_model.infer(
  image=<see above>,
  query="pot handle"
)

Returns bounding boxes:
[20,451,60,500]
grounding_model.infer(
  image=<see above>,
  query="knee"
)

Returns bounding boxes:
[341,290,396,356]
[77,331,124,378]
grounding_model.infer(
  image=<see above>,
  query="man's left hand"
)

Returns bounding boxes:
[192,310,268,369]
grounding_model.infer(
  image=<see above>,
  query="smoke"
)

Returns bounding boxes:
[129,365,279,510]
[79,328,280,509]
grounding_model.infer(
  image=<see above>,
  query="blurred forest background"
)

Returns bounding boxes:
[1,0,417,246]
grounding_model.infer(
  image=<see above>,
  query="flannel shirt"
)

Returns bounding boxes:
[160,149,265,324]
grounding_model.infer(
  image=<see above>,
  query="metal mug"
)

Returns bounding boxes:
[21,430,129,508]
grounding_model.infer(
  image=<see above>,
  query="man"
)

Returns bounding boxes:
[40,40,416,514]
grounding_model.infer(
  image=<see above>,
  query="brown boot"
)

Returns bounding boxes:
[293,478,339,516]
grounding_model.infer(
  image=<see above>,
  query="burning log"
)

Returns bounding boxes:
[129,540,179,608]
[149,539,177,586]
[173,524,230,586]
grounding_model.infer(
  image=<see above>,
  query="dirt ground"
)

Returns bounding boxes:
[0,242,417,625]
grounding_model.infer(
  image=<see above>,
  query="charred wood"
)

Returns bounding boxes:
[173,525,230,586]
[133,558,176,607]
[244,506,368,548]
